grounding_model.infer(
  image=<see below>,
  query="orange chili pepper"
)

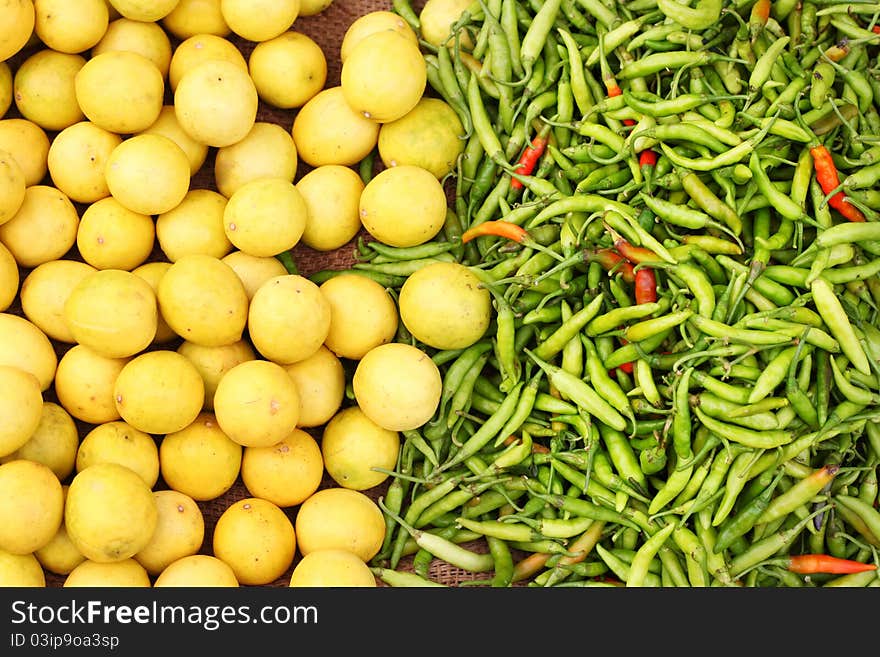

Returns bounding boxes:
[461,220,528,244]
[784,554,877,575]
[634,267,658,305]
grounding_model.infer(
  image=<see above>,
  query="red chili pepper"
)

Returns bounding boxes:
[638,149,659,168]
[461,220,528,244]
[784,554,877,575]
[585,247,636,284]
[873,25,880,35]
[510,129,550,190]
[634,267,658,305]
[809,144,866,222]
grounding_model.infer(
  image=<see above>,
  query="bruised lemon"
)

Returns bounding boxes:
[213,359,301,448]
[378,97,466,179]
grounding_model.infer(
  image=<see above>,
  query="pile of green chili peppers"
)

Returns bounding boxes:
[335,0,880,587]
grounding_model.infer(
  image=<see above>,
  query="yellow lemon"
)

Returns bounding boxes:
[33,0,109,54]
[0,459,63,555]
[220,0,300,42]
[378,97,466,179]
[247,274,331,365]
[213,359,301,448]
[0,147,25,226]
[105,133,191,216]
[292,85,379,167]
[341,29,426,123]
[63,558,151,587]
[299,0,333,16]
[13,49,86,131]
[0,312,57,390]
[76,196,156,271]
[419,0,475,47]
[0,0,35,61]
[65,462,157,563]
[0,184,80,269]
[174,58,258,148]
[0,118,50,186]
[220,250,288,300]
[53,344,129,424]
[399,261,492,350]
[156,253,250,347]
[113,350,205,435]
[167,32,246,92]
[0,402,79,481]
[156,189,232,262]
[353,342,442,431]
[322,405,400,491]
[358,164,447,248]
[0,241,17,312]
[214,121,298,199]
[153,554,239,587]
[212,497,296,586]
[295,487,385,562]
[223,177,308,257]
[92,16,173,77]
[63,268,158,359]
[74,50,164,134]
[319,273,399,360]
[0,367,43,459]
[75,420,160,488]
[138,105,209,176]
[240,427,323,508]
[159,412,242,501]
[296,164,364,252]
[108,0,179,21]
[46,121,122,204]
[248,30,326,109]
[20,259,97,343]
[283,345,345,428]
[176,338,256,410]
[0,549,46,587]
[134,489,205,577]
[162,0,231,40]
[340,10,418,62]
[289,549,376,587]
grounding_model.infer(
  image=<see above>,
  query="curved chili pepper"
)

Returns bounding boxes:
[461,220,528,244]
[510,126,551,191]
[810,144,866,222]
[783,554,877,575]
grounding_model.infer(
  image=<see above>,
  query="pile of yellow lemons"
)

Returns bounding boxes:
[0,0,479,588]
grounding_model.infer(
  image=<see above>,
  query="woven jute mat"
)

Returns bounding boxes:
[16,0,497,588]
